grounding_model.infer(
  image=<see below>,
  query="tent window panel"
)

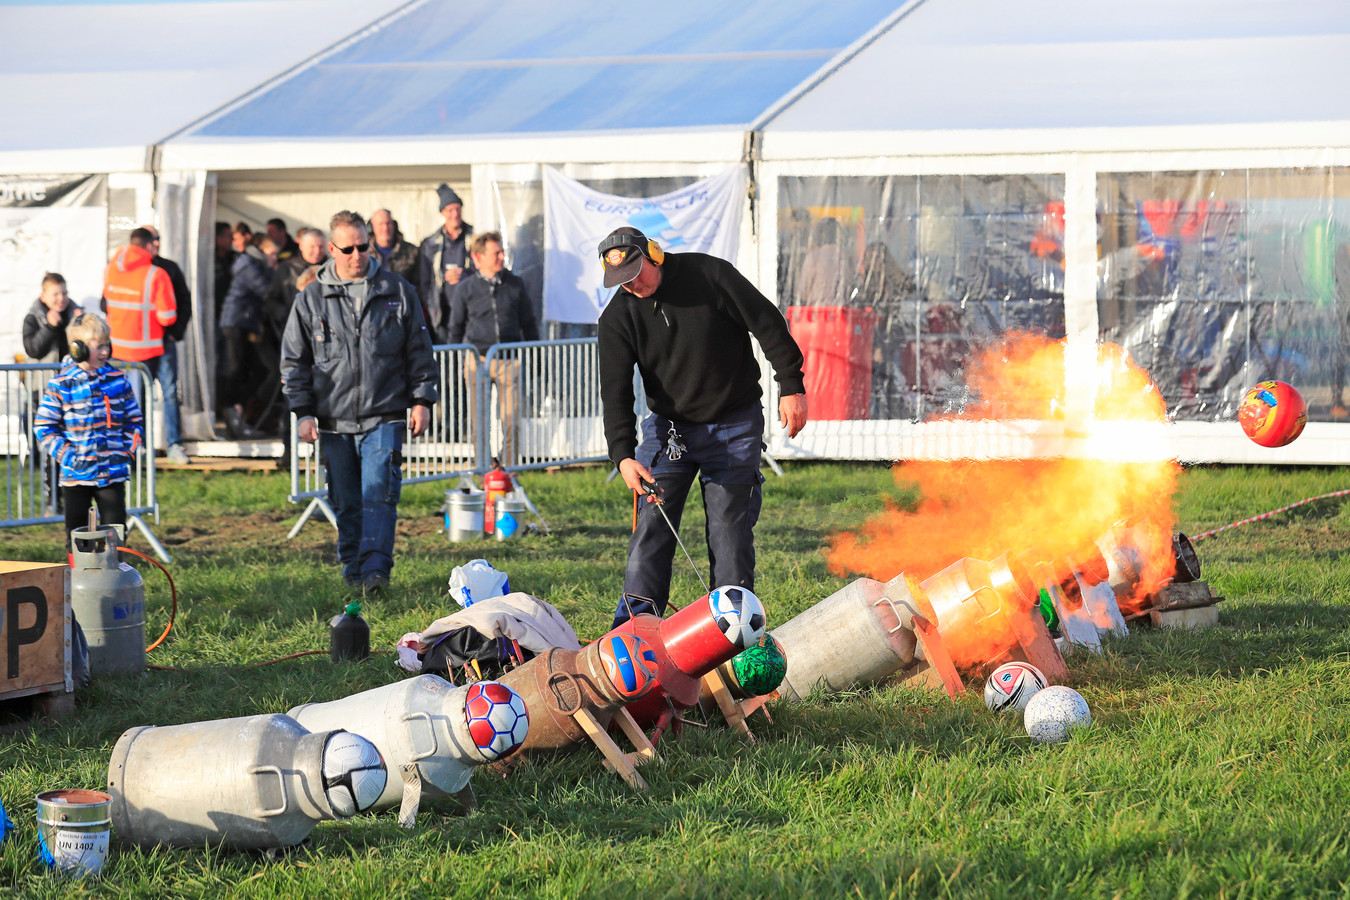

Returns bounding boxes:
[1098,167,1350,421]
[777,173,1064,422]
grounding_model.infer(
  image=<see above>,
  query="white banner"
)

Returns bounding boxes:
[0,175,107,362]
[543,166,745,324]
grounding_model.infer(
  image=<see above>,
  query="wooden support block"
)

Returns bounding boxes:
[610,707,659,764]
[910,616,964,697]
[1003,605,1069,684]
[574,707,647,790]
[1152,581,1217,611]
[737,691,776,725]
[700,670,755,741]
[1149,606,1220,630]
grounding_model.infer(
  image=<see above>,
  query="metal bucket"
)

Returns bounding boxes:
[771,575,922,701]
[444,489,484,542]
[493,497,528,540]
[36,789,112,877]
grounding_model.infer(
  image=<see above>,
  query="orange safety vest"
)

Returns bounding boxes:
[103,244,176,361]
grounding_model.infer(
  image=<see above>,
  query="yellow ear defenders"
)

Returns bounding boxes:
[598,231,664,267]
[69,339,89,363]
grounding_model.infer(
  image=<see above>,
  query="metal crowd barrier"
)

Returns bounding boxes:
[287,339,610,536]
[0,361,169,562]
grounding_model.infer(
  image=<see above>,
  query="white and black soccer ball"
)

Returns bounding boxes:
[1024,685,1092,744]
[464,681,530,760]
[321,730,387,817]
[707,586,767,650]
[983,661,1049,713]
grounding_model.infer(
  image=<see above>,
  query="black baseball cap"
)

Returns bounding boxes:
[599,226,649,288]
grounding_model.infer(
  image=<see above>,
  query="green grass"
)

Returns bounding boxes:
[2,461,1350,898]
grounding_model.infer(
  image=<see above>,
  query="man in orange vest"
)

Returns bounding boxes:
[102,228,183,462]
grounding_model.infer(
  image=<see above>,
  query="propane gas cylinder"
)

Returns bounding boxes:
[70,526,145,675]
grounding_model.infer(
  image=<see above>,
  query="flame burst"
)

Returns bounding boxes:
[826,334,1180,660]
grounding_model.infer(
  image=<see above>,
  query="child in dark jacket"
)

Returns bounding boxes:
[33,314,144,550]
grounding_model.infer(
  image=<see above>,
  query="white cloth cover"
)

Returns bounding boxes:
[418,592,581,655]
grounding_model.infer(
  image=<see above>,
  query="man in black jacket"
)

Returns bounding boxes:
[370,209,421,287]
[281,211,438,592]
[145,226,191,464]
[597,227,808,628]
[418,184,473,343]
[446,231,539,466]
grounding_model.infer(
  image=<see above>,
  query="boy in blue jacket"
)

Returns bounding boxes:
[33,314,144,551]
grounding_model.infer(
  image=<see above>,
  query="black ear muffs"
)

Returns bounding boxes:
[69,340,89,363]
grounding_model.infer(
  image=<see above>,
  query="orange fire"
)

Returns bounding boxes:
[826,334,1180,665]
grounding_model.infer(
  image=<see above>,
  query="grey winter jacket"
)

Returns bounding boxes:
[280,256,438,433]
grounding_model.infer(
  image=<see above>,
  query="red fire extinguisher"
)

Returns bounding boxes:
[483,460,513,535]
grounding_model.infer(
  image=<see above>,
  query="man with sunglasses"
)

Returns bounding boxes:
[281,210,438,593]
[597,226,808,629]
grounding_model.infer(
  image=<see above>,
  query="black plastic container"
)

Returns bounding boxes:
[329,601,371,662]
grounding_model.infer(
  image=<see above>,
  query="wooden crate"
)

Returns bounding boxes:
[0,562,72,703]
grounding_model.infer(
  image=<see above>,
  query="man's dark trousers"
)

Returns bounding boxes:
[611,403,764,629]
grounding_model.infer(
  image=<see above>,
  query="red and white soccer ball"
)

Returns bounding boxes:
[983,661,1049,714]
[464,681,529,760]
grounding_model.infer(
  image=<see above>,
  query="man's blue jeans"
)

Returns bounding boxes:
[142,340,182,447]
[611,404,764,629]
[321,421,404,582]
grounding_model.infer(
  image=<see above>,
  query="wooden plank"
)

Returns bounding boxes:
[700,670,754,741]
[0,563,70,702]
[910,617,964,698]
[610,708,659,764]
[1149,606,1220,630]
[574,707,648,791]
[1003,603,1069,683]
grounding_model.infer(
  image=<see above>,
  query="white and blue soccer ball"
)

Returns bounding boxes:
[1024,685,1092,744]
[708,586,767,650]
[321,731,387,817]
[983,661,1048,713]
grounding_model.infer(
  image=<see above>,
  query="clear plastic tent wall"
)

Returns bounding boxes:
[1099,169,1350,425]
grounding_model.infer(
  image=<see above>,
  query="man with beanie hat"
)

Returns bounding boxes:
[418,183,474,343]
[597,226,808,629]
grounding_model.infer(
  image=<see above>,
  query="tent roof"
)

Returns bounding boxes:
[161,0,902,168]
[0,0,413,173]
[761,0,1350,158]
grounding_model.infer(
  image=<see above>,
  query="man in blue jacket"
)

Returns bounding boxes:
[281,211,438,592]
[446,231,539,466]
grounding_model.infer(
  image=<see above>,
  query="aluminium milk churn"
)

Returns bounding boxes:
[69,525,145,675]
[107,714,386,850]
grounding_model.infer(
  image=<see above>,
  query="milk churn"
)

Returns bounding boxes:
[107,714,385,850]
[772,575,926,701]
[616,586,767,726]
[289,675,527,823]
[70,525,144,675]
[498,632,659,755]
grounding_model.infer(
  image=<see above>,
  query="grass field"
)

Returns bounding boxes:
[1,461,1349,899]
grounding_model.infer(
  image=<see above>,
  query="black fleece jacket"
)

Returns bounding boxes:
[598,252,805,465]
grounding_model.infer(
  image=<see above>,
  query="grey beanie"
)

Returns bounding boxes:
[436,183,462,210]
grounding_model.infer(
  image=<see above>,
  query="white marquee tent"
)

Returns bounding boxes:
[5,0,1350,463]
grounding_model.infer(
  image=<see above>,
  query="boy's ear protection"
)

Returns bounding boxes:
[69,340,89,363]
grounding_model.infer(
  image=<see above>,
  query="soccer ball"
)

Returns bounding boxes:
[1023,686,1092,744]
[708,586,767,650]
[983,662,1048,713]
[322,730,387,817]
[464,681,529,760]
[1238,380,1307,448]
[599,633,659,699]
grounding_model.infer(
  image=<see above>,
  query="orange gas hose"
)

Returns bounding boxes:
[117,546,177,652]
